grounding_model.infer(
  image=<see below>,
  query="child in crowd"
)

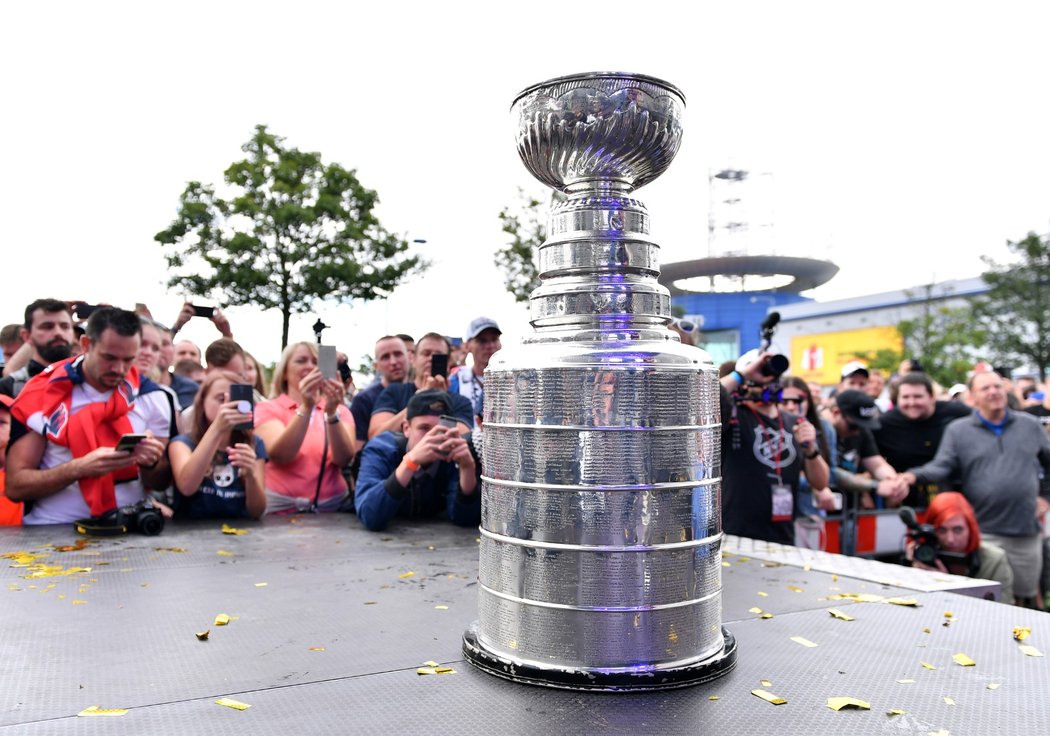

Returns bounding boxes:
[168,371,267,519]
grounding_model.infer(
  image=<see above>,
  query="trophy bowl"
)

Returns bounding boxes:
[511,72,686,193]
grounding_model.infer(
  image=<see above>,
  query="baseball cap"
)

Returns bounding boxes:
[835,389,881,430]
[406,389,454,421]
[840,360,870,380]
[948,383,968,398]
[466,317,501,341]
[0,394,13,410]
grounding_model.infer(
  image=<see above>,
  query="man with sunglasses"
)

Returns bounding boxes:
[720,351,830,545]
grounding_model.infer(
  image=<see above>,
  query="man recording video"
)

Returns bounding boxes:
[720,344,829,546]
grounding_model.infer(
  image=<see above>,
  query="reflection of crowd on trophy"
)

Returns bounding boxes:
[719,340,1050,610]
[0,298,501,535]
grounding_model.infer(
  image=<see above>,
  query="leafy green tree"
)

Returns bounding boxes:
[495,188,565,303]
[973,231,1050,380]
[155,125,426,349]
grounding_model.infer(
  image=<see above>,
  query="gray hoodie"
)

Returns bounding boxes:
[909,410,1050,536]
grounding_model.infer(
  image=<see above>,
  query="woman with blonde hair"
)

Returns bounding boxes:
[254,341,355,513]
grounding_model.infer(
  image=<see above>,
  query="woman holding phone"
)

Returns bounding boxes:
[168,371,267,519]
[254,341,355,513]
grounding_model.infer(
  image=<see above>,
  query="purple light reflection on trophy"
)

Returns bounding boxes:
[462,72,736,691]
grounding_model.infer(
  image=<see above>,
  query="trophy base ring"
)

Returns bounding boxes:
[461,623,737,692]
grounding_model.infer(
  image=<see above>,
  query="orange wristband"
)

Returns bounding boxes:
[403,455,421,473]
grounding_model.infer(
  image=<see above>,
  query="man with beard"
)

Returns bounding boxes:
[0,299,75,400]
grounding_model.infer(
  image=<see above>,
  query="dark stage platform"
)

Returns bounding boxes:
[1,516,1046,734]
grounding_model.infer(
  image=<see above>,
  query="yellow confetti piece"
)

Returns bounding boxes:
[885,597,920,607]
[760,613,774,620]
[254,582,268,587]
[749,607,763,614]
[78,706,128,717]
[832,574,838,582]
[828,592,884,603]
[986,683,1001,690]
[791,636,818,648]
[922,627,931,634]
[399,571,415,579]
[221,524,248,535]
[1018,644,1043,657]
[803,565,811,572]
[153,547,188,553]
[416,667,437,675]
[214,614,231,626]
[787,585,804,593]
[757,591,769,597]
[760,679,772,687]
[897,679,916,684]
[309,647,325,652]
[708,695,720,701]
[751,689,786,705]
[722,561,731,567]
[944,611,954,618]
[828,609,855,621]
[943,696,955,706]
[952,653,976,667]
[921,661,937,670]
[215,698,250,710]
[195,630,210,641]
[1013,626,1031,641]
[434,666,455,674]
[434,605,449,610]
[422,660,439,667]
[72,600,87,605]
[826,697,870,711]
[216,550,235,556]
[762,562,784,568]
[886,709,906,716]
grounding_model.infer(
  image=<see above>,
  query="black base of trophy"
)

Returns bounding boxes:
[461,623,737,692]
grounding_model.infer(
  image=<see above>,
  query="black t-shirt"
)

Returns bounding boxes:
[836,425,879,474]
[350,381,387,442]
[874,401,971,507]
[1024,404,1050,432]
[720,388,804,545]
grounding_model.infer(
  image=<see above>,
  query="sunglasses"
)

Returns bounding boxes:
[779,397,806,407]
[672,318,699,333]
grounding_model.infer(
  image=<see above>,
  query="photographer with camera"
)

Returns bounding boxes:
[720,336,829,545]
[901,492,1013,602]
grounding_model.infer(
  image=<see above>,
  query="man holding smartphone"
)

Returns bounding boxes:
[355,390,479,531]
[5,307,174,525]
[368,333,473,440]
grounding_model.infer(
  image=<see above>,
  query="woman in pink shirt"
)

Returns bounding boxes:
[255,342,355,513]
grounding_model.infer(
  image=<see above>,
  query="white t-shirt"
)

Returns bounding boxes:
[21,386,172,525]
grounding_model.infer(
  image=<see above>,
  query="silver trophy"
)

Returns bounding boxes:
[462,72,736,690]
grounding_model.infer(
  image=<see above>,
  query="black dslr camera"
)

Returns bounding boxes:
[899,506,966,568]
[75,499,165,537]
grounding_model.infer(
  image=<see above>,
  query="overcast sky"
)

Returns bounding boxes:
[2,1,1048,369]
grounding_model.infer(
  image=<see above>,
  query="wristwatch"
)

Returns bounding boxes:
[804,449,820,460]
[325,413,340,424]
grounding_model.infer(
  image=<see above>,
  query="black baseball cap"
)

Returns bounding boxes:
[406,389,454,421]
[835,390,881,430]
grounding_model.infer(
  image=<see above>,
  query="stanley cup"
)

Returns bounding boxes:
[462,72,736,690]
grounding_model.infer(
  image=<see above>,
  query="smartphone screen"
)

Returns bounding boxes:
[75,303,98,319]
[430,353,449,378]
[192,304,214,318]
[318,345,338,380]
[229,384,254,431]
[439,414,458,430]
[115,434,147,452]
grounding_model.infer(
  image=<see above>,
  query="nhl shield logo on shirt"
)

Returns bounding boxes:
[752,425,796,470]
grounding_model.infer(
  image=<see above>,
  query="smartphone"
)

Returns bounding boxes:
[192,304,214,318]
[439,415,459,430]
[229,384,254,431]
[115,434,147,452]
[830,491,843,512]
[74,303,99,319]
[430,353,449,378]
[318,345,338,380]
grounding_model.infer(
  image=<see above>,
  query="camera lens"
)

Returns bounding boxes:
[137,510,165,536]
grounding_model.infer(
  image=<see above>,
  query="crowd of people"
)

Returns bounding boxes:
[1,298,1047,610]
[720,351,1050,609]
[0,299,499,535]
